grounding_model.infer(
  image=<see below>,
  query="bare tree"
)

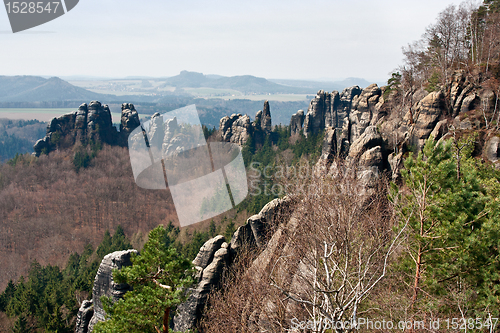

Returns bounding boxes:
[267,168,406,333]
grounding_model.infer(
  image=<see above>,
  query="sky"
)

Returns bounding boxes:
[0,0,477,83]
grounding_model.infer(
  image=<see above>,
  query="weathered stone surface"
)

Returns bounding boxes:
[219,113,252,146]
[359,146,383,169]
[33,101,141,156]
[484,136,500,163]
[315,127,338,176]
[326,91,341,128]
[173,238,230,332]
[230,223,255,253]
[321,127,338,158]
[348,126,383,161]
[192,235,225,269]
[261,101,272,132]
[75,300,94,333]
[461,93,479,112]
[388,152,403,182]
[413,91,445,148]
[303,90,328,137]
[87,250,137,332]
[430,119,448,141]
[349,84,382,143]
[119,103,140,145]
[290,110,305,135]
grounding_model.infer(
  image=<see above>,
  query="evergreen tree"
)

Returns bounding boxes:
[393,137,500,315]
[94,226,194,333]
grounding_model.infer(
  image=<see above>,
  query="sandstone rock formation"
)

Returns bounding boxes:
[173,237,230,332]
[219,113,253,146]
[75,300,94,333]
[218,100,272,146]
[290,110,305,135]
[76,249,137,333]
[34,102,140,156]
[173,196,294,331]
[299,86,362,138]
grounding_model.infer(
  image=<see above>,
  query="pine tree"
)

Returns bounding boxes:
[393,136,499,315]
[93,226,194,333]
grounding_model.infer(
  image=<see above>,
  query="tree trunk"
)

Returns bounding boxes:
[163,307,170,333]
[412,246,423,305]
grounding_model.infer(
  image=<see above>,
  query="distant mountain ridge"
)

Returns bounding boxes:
[0,76,113,102]
[160,70,312,94]
[269,77,377,91]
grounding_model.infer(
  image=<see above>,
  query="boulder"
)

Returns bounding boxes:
[484,136,500,163]
[359,146,383,169]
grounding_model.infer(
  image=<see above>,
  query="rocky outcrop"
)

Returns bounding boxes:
[290,110,305,135]
[484,135,500,164]
[300,87,362,138]
[303,90,328,137]
[261,101,272,133]
[219,113,253,146]
[34,102,140,156]
[84,250,136,332]
[75,300,94,333]
[412,91,445,149]
[219,101,273,146]
[173,237,230,332]
[173,196,295,331]
[119,103,141,146]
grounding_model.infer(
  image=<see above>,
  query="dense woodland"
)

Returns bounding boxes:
[0,120,46,162]
[0,119,323,331]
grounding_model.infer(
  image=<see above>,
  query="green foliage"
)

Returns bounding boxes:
[425,71,441,93]
[180,230,210,261]
[384,71,402,98]
[202,124,217,140]
[392,137,500,316]
[224,220,236,240]
[73,140,103,172]
[0,225,133,332]
[94,226,194,333]
[209,220,217,238]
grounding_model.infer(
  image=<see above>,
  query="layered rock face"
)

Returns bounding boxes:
[302,86,362,137]
[76,250,137,333]
[173,196,294,331]
[173,236,230,332]
[33,102,140,156]
[218,100,272,146]
[290,110,305,135]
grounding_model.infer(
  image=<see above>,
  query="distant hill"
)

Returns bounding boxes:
[0,76,114,102]
[270,77,379,92]
[161,71,311,94]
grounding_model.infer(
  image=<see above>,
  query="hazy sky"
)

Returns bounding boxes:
[0,0,475,82]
